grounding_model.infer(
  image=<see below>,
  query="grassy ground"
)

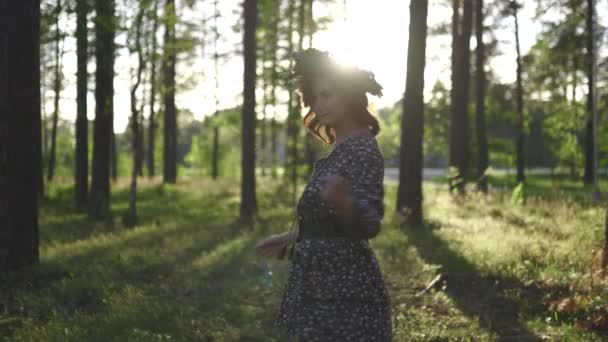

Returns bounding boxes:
[1,174,607,341]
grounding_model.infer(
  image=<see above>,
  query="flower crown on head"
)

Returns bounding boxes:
[291,48,384,97]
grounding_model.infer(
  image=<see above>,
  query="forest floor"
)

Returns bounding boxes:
[1,173,608,341]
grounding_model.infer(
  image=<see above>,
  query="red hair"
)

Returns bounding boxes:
[292,49,383,145]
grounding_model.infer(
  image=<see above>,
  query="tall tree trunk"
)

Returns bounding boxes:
[512,1,525,183]
[296,0,315,178]
[602,199,608,274]
[241,0,258,223]
[111,131,117,181]
[211,0,220,179]
[397,0,428,226]
[449,0,459,191]
[304,0,316,176]
[126,2,145,227]
[47,0,63,182]
[148,0,159,178]
[583,0,596,185]
[449,0,472,193]
[261,78,268,177]
[163,0,177,183]
[270,0,280,179]
[285,0,298,205]
[0,0,41,272]
[475,0,488,193]
[75,0,89,209]
[89,0,115,220]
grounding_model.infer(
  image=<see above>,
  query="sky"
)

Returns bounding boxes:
[48,0,608,134]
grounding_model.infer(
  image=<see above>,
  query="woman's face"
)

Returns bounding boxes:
[310,76,347,128]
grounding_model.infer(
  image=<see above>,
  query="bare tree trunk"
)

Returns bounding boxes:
[241,0,258,223]
[295,0,314,179]
[475,0,488,193]
[285,0,298,205]
[75,0,89,209]
[163,0,177,183]
[270,0,281,179]
[0,0,42,272]
[147,0,159,178]
[89,0,115,220]
[397,0,428,226]
[211,0,220,179]
[583,0,596,185]
[126,2,146,227]
[111,131,117,181]
[512,1,525,183]
[449,0,472,193]
[47,0,63,182]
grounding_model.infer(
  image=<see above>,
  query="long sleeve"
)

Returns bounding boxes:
[334,137,385,239]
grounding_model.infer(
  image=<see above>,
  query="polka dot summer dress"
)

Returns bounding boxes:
[274,131,393,341]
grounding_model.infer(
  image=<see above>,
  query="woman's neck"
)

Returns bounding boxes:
[333,123,370,145]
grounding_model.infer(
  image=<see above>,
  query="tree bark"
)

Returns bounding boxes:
[270,0,280,179]
[512,1,525,183]
[397,0,428,226]
[583,0,596,184]
[75,0,89,209]
[211,0,220,179]
[89,0,115,220]
[163,0,177,183]
[147,0,159,178]
[475,0,488,193]
[0,0,41,272]
[47,0,63,182]
[241,0,258,223]
[449,0,472,193]
[284,0,299,205]
[126,2,146,227]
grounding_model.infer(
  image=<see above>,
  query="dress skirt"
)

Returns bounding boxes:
[274,238,392,341]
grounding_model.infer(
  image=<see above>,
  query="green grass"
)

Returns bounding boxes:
[1,173,607,341]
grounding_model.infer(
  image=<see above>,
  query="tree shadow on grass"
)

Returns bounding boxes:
[402,220,568,341]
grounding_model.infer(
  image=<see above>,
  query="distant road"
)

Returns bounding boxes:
[384,167,555,183]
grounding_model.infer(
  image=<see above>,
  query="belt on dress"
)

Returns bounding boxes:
[296,216,366,241]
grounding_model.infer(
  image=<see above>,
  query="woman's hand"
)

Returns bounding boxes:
[254,232,295,258]
[319,174,358,224]
[319,174,352,207]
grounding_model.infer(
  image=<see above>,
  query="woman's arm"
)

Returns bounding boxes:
[334,138,385,239]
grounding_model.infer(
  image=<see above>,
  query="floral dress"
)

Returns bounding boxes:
[274,131,393,341]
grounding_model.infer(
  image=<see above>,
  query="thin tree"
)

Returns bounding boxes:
[89,0,116,220]
[510,0,525,183]
[285,0,298,205]
[241,0,258,223]
[583,0,597,185]
[163,0,177,183]
[475,0,489,192]
[75,0,89,209]
[147,0,160,177]
[0,0,41,272]
[296,0,311,177]
[211,0,220,179]
[125,1,146,227]
[269,0,281,179]
[397,0,429,226]
[47,0,65,182]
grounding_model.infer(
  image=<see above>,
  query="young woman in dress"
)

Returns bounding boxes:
[255,48,392,341]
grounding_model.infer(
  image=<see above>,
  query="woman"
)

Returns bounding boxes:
[255,48,392,341]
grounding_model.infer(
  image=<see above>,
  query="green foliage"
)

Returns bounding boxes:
[511,181,526,205]
[183,107,244,179]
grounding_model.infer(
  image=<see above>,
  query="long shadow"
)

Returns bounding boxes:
[0,216,259,341]
[403,221,564,341]
[39,186,235,247]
